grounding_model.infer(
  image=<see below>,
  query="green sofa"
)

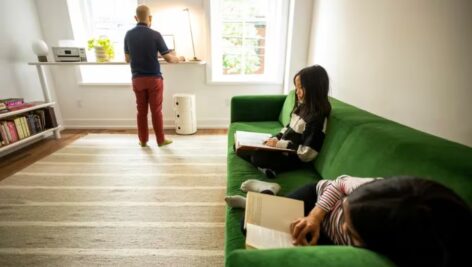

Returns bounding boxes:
[225,91,472,267]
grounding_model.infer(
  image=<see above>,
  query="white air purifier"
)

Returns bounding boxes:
[172,94,197,135]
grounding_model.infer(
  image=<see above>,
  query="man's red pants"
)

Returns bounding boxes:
[132,76,165,145]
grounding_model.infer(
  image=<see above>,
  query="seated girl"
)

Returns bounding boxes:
[237,65,331,178]
[225,176,471,267]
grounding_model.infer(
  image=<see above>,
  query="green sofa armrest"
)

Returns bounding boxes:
[231,95,287,123]
[227,246,396,267]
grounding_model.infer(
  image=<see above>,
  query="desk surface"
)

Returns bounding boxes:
[28,60,206,65]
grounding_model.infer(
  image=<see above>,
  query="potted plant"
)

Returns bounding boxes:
[88,36,115,62]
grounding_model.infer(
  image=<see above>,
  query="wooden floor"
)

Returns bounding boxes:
[0,129,227,182]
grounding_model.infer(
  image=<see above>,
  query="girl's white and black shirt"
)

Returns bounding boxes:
[274,105,328,162]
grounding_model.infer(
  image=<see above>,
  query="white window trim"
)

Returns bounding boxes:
[67,0,136,84]
[206,0,289,85]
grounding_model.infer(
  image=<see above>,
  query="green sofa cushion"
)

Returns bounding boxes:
[315,99,472,203]
[228,246,395,267]
[231,95,286,123]
[278,90,296,126]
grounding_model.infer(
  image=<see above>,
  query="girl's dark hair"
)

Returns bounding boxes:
[293,65,331,119]
[347,176,471,267]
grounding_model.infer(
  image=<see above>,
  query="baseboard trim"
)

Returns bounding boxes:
[63,119,229,129]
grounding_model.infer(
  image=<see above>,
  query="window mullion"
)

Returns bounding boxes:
[241,18,246,76]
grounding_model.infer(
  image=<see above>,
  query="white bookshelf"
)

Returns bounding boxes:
[0,102,55,120]
[0,62,63,157]
[0,126,61,154]
[0,102,61,155]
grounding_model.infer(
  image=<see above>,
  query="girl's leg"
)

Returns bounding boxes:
[285,183,317,216]
[251,151,302,177]
[225,180,281,208]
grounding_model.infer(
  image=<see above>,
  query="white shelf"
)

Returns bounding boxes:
[0,63,62,157]
[28,60,206,65]
[0,126,61,154]
[0,102,55,120]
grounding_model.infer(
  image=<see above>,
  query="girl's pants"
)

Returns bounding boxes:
[238,149,304,173]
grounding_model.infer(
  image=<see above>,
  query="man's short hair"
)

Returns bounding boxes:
[136,5,151,22]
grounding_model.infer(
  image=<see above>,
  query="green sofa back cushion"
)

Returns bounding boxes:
[278,90,296,126]
[315,99,472,203]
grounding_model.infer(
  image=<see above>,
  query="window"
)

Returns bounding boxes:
[68,0,137,83]
[209,0,288,83]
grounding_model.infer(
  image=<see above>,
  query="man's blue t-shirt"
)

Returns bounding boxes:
[124,23,170,78]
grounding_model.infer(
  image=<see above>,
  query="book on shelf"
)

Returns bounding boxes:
[44,107,58,128]
[244,192,304,249]
[21,117,31,138]
[35,109,46,129]
[0,107,56,147]
[0,98,24,108]
[234,130,296,155]
[6,121,19,143]
[7,103,34,111]
[0,122,10,146]
[0,99,47,113]
[26,114,37,135]
[13,118,24,139]
[0,102,8,113]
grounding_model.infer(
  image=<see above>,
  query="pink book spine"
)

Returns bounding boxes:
[0,124,8,145]
[4,99,24,107]
[7,121,19,142]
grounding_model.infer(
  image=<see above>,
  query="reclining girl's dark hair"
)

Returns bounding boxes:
[347,176,471,267]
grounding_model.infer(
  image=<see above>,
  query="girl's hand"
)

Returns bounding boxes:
[264,137,278,147]
[290,215,322,246]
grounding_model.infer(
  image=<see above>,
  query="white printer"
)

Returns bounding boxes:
[52,47,87,62]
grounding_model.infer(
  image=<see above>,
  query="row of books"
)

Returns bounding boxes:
[0,98,35,113]
[0,107,58,147]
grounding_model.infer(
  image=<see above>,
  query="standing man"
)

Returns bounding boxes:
[125,4,180,147]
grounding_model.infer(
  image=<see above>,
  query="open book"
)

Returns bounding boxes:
[234,130,296,154]
[244,192,304,249]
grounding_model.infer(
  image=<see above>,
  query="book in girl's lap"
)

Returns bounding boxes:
[235,65,331,178]
[225,175,471,267]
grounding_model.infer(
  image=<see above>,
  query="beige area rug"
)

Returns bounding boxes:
[0,134,227,266]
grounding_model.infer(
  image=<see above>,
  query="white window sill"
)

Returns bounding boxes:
[29,61,206,66]
[78,82,132,86]
[206,80,283,86]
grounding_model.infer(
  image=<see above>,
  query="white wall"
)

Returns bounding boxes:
[309,0,472,146]
[34,0,310,129]
[284,0,314,93]
[0,0,45,100]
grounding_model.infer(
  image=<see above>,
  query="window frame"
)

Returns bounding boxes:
[67,0,137,84]
[207,0,289,85]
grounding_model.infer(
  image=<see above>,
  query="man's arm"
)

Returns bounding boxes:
[162,50,180,63]
[125,53,130,63]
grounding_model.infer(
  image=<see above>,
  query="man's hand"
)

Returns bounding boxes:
[162,50,180,63]
[263,137,278,147]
